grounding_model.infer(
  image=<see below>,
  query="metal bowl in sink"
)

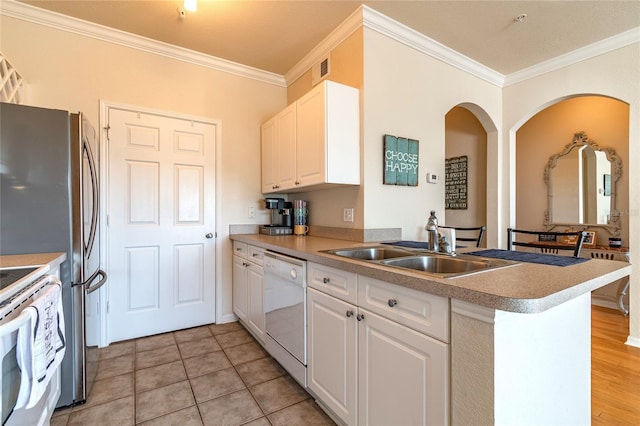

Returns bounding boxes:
[379,254,516,278]
[325,246,414,261]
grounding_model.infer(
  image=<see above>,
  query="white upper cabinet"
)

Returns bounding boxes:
[261,103,296,193]
[261,80,360,193]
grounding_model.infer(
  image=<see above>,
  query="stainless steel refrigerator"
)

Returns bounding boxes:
[0,102,107,407]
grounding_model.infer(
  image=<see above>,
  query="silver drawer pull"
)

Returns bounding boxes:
[346,310,354,318]
[323,277,330,284]
[388,299,398,307]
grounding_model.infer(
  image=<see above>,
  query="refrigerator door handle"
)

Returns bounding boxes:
[83,139,99,257]
[74,269,107,294]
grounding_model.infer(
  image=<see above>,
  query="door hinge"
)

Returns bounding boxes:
[106,214,110,227]
[106,300,110,313]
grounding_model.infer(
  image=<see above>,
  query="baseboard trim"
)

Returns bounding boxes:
[590,298,619,311]
[625,335,640,349]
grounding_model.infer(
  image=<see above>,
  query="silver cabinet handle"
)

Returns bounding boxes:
[388,299,398,307]
[356,313,365,321]
[346,310,354,318]
[323,277,330,284]
[206,233,214,239]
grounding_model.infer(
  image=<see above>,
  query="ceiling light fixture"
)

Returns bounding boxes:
[514,14,527,23]
[184,0,197,12]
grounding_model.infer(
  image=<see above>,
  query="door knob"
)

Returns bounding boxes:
[205,233,214,239]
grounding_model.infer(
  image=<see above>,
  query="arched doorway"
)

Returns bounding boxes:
[515,95,630,309]
[444,105,490,247]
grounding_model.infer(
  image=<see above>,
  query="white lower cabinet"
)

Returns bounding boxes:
[246,262,265,342]
[232,254,249,321]
[358,308,448,426]
[308,272,449,426]
[232,243,265,343]
[308,288,358,425]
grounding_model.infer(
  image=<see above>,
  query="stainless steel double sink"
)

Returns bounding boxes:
[324,246,516,278]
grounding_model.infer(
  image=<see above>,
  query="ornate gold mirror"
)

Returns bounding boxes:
[543,131,622,236]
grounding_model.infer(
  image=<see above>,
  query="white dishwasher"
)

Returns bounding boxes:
[263,251,307,387]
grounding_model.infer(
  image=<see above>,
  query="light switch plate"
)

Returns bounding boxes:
[427,172,439,183]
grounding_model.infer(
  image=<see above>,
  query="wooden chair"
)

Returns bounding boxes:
[506,228,587,258]
[440,225,486,248]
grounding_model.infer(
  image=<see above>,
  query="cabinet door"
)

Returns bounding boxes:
[296,83,326,187]
[247,262,265,343]
[260,116,278,193]
[261,103,296,192]
[277,103,297,190]
[358,309,449,426]
[308,288,358,426]
[232,255,248,321]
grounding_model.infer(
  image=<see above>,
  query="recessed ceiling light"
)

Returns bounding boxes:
[514,14,527,23]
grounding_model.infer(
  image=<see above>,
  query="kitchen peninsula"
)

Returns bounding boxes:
[231,233,631,425]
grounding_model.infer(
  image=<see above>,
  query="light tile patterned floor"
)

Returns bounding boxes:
[51,322,335,425]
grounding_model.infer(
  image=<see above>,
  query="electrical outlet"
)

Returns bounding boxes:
[248,206,256,219]
[343,208,354,223]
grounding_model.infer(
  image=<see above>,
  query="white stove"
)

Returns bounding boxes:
[0,265,49,319]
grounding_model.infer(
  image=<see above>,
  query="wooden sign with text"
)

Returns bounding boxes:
[383,135,419,186]
[445,155,467,209]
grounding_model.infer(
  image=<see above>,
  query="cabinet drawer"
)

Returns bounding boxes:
[247,245,265,266]
[358,276,449,343]
[308,262,357,304]
[233,241,248,259]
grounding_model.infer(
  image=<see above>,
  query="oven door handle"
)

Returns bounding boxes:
[0,276,57,335]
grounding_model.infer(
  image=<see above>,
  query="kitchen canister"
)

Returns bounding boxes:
[293,200,308,235]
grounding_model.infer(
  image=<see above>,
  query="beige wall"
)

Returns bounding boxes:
[283,29,365,230]
[502,43,640,344]
[1,15,287,325]
[515,96,629,246]
[363,28,501,241]
[445,107,488,235]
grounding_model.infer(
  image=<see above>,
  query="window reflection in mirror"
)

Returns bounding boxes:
[544,131,622,234]
[550,145,611,224]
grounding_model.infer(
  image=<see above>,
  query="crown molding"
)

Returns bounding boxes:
[284,6,363,86]
[504,26,640,87]
[361,5,506,87]
[0,0,286,87]
[3,1,637,90]
[284,4,506,88]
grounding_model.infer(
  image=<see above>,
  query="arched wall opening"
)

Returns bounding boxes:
[514,95,629,244]
[445,103,497,247]
[513,94,630,309]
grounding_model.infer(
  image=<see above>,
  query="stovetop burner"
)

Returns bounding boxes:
[0,267,38,291]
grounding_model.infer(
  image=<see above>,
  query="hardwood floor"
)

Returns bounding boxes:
[592,305,640,424]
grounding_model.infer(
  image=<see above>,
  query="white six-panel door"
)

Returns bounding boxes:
[107,107,216,342]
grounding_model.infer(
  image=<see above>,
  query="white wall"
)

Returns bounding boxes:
[362,28,502,241]
[502,43,640,344]
[1,15,286,325]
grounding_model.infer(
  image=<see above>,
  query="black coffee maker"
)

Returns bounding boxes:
[259,198,293,235]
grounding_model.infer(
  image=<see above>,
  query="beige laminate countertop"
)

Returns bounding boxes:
[0,252,66,269]
[230,234,632,314]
